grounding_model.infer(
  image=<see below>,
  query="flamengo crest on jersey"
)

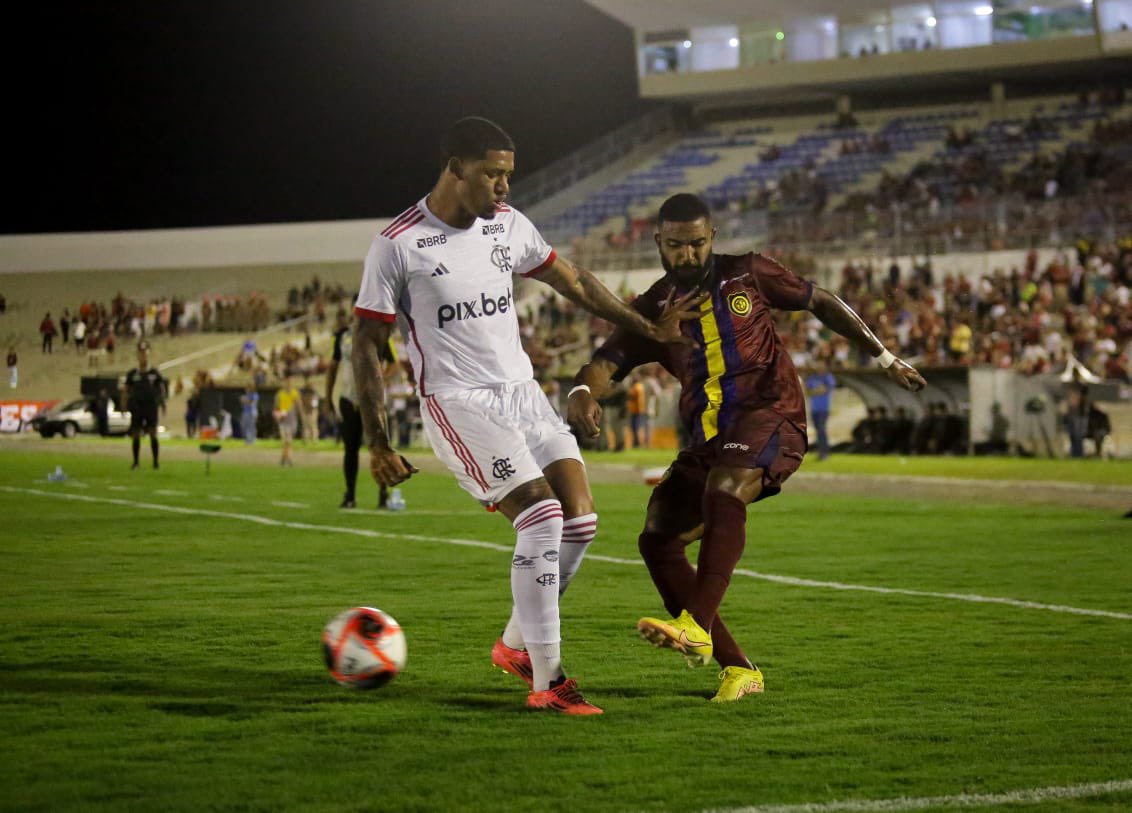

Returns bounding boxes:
[355,198,556,396]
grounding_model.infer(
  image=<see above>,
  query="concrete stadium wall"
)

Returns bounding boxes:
[0,219,393,273]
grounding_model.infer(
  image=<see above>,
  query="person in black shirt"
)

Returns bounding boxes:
[94,388,111,436]
[122,340,167,469]
[326,312,397,508]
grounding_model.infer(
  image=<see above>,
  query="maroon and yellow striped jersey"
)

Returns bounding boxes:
[594,252,812,445]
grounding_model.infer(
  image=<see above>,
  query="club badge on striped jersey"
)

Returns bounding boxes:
[727,292,752,317]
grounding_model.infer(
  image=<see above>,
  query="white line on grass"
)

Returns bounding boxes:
[154,489,189,496]
[347,507,482,517]
[800,470,1132,496]
[4,486,1130,621]
[270,500,310,509]
[701,778,1132,813]
[208,494,245,502]
[727,567,1132,619]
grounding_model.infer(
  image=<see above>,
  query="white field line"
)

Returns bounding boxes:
[208,494,245,502]
[798,470,1132,496]
[348,507,482,517]
[700,778,1132,813]
[154,489,189,496]
[270,500,310,509]
[3,486,1130,622]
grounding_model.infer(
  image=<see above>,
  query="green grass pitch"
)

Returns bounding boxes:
[1,447,1130,812]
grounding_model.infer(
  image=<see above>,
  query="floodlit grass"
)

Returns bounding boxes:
[67,435,1126,487]
[1,449,1130,812]
[581,447,1132,487]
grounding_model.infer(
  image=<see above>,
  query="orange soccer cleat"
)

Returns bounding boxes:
[526,678,604,715]
[491,638,534,689]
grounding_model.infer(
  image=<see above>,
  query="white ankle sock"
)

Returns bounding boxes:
[559,513,597,597]
[510,499,564,690]
[501,512,598,648]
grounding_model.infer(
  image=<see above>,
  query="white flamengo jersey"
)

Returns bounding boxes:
[354,197,556,396]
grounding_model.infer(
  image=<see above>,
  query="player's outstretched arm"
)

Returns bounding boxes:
[352,318,416,486]
[807,286,927,392]
[536,255,705,347]
[567,357,621,439]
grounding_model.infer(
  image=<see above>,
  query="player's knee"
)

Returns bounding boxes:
[705,467,763,503]
[638,530,679,561]
[560,493,595,518]
[500,478,557,521]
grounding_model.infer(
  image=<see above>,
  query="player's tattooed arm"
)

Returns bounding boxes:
[567,357,621,438]
[808,286,927,392]
[352,318,416,485]
[537,255,704,347]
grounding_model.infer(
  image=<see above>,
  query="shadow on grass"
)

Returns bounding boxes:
[0,660,340,707]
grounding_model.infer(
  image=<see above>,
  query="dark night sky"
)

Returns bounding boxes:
[7,1,652,234]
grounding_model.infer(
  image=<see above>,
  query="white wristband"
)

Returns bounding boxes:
[568,384,591,398]
[876,349,897,369]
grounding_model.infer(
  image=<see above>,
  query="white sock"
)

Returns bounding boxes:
[501,607,525,650]
[501,512,598,647]
[510,499,564,691]
[559,513,597,598]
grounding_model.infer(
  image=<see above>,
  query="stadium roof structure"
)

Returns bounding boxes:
[586,0,884,31]
[585,0,1132,111]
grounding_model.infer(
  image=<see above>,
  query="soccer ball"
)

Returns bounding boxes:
[321,607,407,689]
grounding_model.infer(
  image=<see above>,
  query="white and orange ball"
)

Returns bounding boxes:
[321,607,407,689]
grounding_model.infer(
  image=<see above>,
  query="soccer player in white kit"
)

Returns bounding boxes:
[352,117,704,715]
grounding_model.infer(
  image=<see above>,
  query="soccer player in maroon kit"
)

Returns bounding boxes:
[568,193,926,702]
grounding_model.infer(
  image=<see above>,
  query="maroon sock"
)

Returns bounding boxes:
[639,531,750,668]
[688,490,747,631]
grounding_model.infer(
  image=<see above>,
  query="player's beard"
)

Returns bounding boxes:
[661,254,711,290]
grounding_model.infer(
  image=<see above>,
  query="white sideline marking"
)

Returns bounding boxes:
[208,494,245,502]
[270,500,309,509]
[348,507,481,517]
[1,486,510,554]
[727,568,1132,620]
[108,485,129,491]
[154,489,189,496]
[801,470,1132,497]
[701,778,1132,813]
[3,486,1130,621]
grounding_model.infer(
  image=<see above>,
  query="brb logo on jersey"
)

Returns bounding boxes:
[437,288,514,328]
[416,234,447,249]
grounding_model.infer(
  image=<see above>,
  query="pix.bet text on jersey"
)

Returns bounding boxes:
[354,198,556,395]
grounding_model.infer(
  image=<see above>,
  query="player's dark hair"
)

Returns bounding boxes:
[657,193,712,226]
[440,117,515,168]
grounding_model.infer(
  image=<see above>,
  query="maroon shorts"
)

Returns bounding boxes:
[648,408,806,536]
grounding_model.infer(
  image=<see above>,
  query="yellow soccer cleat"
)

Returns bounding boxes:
[637,609,713,667]
[710,665,765,703]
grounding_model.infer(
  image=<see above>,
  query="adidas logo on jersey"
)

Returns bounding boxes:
[437,289,513,328]
[431,264,451,277]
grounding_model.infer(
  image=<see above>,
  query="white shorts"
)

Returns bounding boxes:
[420,380,583,507]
